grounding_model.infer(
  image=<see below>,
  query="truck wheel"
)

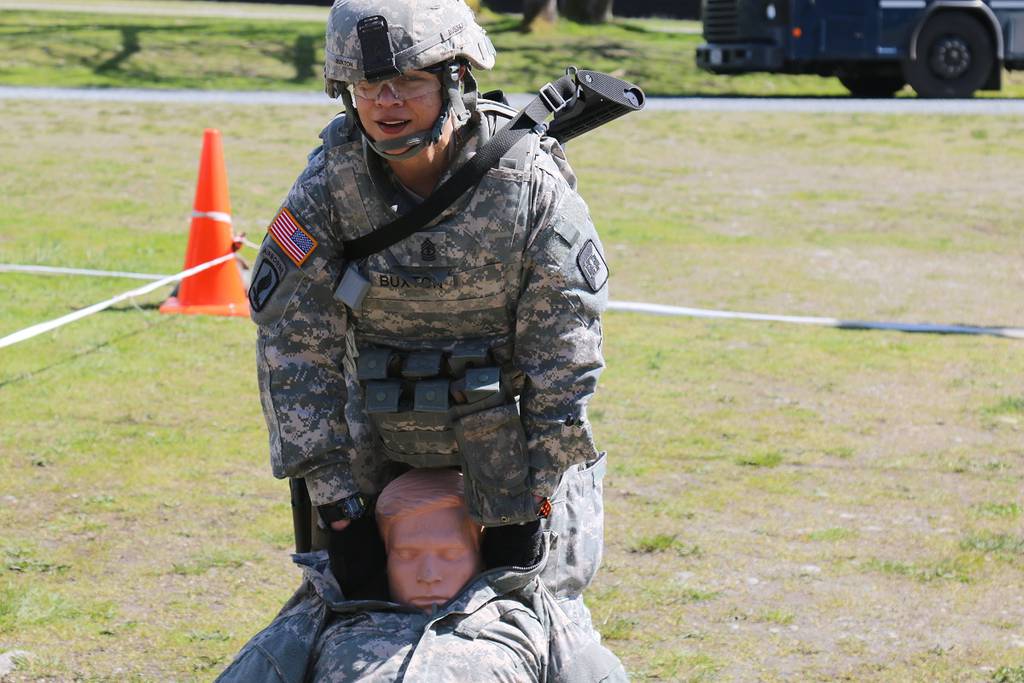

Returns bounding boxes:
[904,13,994,98]
[838,72,906,98]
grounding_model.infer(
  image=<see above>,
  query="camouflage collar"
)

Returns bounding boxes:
[434,533,551,618]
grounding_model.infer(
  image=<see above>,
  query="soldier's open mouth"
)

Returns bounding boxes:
[377,120,411,134]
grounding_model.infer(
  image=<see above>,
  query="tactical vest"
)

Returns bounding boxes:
[323,104,550,523]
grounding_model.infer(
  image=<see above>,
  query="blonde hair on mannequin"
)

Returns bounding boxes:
[375,468,483,550]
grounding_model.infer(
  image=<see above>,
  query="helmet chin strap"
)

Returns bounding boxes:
[343,61,477,162]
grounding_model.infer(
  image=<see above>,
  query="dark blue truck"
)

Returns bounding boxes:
[697,1,1024,97]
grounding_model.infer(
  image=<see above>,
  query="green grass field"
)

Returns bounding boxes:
[3,0,1024,97]
[2,96,1023,680]
[2,1,1024,680]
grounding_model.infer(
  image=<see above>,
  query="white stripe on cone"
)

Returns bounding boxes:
[191,210,232,224]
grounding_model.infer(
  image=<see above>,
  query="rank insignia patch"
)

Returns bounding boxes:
[576,239,609,293]
[268,207,317,266]
[420,238,437,262]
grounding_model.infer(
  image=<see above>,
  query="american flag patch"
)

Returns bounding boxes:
[268,207,318,266]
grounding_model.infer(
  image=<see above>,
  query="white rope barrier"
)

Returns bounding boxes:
[3,265,1022,349]
[0,253,236,349]
[0,264,167,280]
[0,236,252,281]
[607,301,1024,340]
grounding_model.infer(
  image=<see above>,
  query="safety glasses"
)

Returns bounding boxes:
[352,70,442,102]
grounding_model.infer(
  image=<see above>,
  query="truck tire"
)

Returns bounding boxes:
[838,71,906,98]
[904,13,994,98]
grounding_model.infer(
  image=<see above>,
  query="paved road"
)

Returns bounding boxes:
[2,86,1023,114]
[0,0,327,21]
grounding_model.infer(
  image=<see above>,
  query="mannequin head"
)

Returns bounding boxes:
[376,468,483,612]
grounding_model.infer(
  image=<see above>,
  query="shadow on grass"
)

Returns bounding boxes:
[482,16,527,34]
[609,20,679,37]
[291,34,317,83]
[107,302,164,312]
[10,19,323,86]
[96,27,140,73]
[0,316,173,389]
[485,15,678,37]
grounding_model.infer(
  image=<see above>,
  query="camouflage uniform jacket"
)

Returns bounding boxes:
[250,101,609,525]
[215,541,627,682]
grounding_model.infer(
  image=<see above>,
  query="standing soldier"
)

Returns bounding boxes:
[249,0,611,622]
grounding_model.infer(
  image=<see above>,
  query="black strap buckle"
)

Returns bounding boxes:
[358,15,401,83]
[539,82,570,115]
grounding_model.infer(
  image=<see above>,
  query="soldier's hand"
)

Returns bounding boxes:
[330,519,351,531]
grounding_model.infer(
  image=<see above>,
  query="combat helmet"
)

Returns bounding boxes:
[324,0,496,160]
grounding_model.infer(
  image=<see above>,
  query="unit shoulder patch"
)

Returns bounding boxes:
[576,239,609,293]
[248,254,281,313]
[268,207,318,266]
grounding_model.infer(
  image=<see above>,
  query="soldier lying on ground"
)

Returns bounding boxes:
[216,468,625,682]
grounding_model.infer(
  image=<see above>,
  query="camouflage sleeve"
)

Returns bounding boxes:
[515,163,608,500]
[250,150,357,506]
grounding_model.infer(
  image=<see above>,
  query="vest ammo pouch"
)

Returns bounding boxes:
[454,402,535,526]
[356,342,534,525]
[358,341,507,466]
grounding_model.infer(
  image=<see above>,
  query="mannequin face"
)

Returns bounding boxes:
[353,69,444,154]
[386,506,482,612]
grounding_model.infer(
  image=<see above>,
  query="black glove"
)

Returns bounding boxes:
[326,515,389,601]
[482,520,543,570]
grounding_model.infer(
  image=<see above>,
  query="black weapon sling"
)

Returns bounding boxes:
[339,69,645,261]
[340,74,577,261]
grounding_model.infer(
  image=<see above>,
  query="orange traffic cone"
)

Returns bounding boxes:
[160,129,249,317]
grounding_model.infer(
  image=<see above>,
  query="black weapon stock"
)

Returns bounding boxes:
[546,69,646,145]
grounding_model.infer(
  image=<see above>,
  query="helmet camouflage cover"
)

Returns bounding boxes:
[324,0,496,90]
